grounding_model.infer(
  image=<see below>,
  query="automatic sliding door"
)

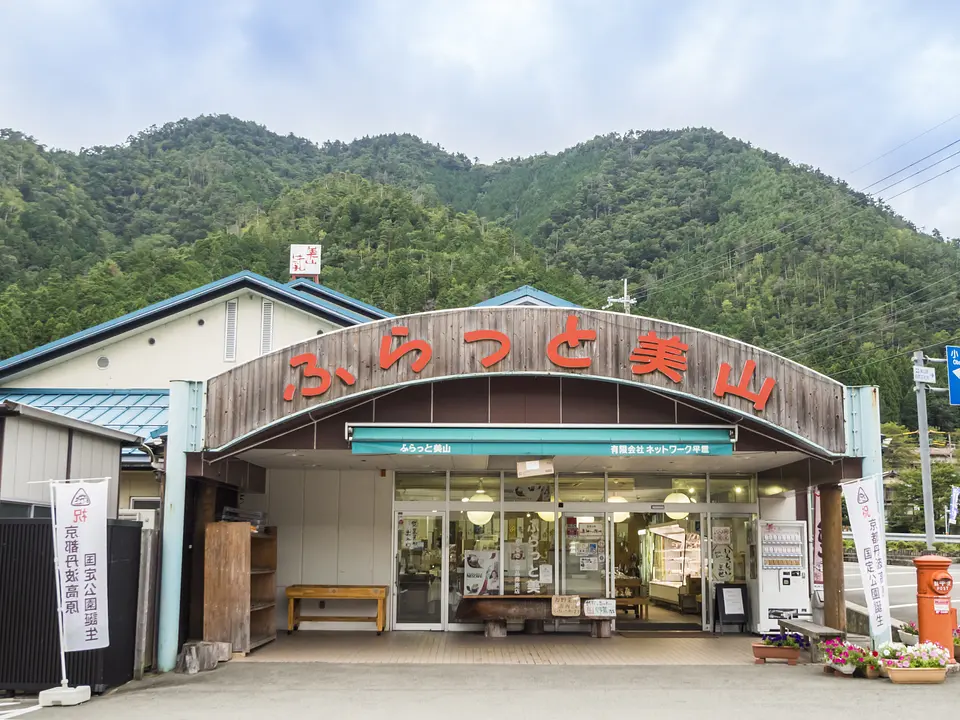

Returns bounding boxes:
[395,512,444,628]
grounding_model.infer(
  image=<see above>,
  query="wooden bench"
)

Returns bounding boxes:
[456,595,612,638]
[777,618,844,662]
[616,596,649,619]
[286,585,387,635]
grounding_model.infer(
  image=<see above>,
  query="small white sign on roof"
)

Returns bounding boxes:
[289,244,321,276]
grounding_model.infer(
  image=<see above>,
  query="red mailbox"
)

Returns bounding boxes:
[914,555,955,659]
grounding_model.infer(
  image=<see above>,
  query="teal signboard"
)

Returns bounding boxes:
[349,425,735,457]
[351,441,733,456]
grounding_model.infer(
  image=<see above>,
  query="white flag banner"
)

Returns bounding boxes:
[52,481,110,651]
[842,477,891,640]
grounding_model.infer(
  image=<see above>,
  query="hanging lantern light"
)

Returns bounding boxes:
[608,494,630,523]
[467,481,494,525]
[536,511,557,522]
[663,491,691,520]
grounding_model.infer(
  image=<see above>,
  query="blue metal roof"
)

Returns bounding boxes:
[0,271,369,380]
[286,279,394,319]
[0,389,168,464]
[475,285,579,308]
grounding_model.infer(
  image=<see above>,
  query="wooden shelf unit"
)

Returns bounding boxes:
[203,522,278,655]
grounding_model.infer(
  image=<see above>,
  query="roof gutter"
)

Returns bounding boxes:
[0,400,143,445]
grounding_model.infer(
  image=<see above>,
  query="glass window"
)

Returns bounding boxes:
[557,475,604,502]
[0,502,32,518]
[608,475,705,503]
[504,512,555,595]
[32,505,52,518]
[709,476,756,503]
[449,507,501,620]
[503,474,554,503]
[395,472,446,501]
[450,474,501,502]
[130,497,161,510]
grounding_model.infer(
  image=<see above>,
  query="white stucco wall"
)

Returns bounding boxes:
[1,294,340,389]
[241,469,393,631]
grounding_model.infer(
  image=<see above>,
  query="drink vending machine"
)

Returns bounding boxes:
[753,520,810,633]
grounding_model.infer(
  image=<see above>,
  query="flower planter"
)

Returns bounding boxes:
[752,643,801,665]
[955,645,959,661]
[864,666,880,679]
[887,667,948,685]
[899,632,919,646]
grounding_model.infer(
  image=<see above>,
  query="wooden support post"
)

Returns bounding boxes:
[820,484,846,632]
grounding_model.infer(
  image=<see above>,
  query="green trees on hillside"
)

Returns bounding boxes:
[1,115,959,430]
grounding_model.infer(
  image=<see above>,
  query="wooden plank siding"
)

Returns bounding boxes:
[205,307,847,454]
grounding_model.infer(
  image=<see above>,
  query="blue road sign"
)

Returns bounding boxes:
[947,346,960,405]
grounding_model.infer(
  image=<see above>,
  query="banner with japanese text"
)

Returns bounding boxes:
[813,490,823,588]
[52,481,110,651]
[842,477,890,641]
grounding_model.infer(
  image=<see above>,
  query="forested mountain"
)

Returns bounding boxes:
[1,115,958,428]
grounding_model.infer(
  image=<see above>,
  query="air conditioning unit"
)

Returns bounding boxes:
[119,509,157,530]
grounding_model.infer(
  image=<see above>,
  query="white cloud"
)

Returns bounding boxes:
[0,0,958,235]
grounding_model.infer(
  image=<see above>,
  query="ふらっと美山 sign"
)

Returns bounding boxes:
[205,307,846,452]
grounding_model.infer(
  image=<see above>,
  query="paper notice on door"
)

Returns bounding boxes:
[539,564,553,584]
[580,556,599,571]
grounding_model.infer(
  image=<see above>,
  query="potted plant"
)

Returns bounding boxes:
[897,621,919,646]
[820,638,857,676]
[877,642,906,678]
[852,647,882,679]
[885,642,952,684]
[752,632,809,665]
[953,628,959,660]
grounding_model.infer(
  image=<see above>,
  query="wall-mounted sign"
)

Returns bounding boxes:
[351,441,734,457]
[206,307,848,454]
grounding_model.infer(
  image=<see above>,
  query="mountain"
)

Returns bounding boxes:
[1,114,959,429]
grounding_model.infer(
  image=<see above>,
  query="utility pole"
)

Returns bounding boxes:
[913,350,941,550]
[603,279,637,315]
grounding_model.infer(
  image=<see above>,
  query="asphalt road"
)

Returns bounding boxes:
[18,663,960,720]
[843,560,960,623]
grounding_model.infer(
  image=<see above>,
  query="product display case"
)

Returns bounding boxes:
[649,523,701,609]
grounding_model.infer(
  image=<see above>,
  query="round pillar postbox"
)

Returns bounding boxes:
[913,555,955,658]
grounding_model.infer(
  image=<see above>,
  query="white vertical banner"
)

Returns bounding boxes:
[841,476,891,644]
[52,481,110,651]
[813,490,824,589]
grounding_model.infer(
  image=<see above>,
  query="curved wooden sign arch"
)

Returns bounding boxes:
[204,307,846,453]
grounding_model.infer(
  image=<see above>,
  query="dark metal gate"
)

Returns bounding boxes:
[0,518,141,693]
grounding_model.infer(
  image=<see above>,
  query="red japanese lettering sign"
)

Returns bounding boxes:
[281,314,778,410]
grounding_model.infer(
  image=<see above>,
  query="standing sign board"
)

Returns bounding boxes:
[52,480,110,651]
[289,244,321,277]
[713,582,749,633]
[841,476,892,646]
[947,346,960,406]
[812,490,824,589]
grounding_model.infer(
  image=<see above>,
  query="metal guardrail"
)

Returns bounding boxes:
[842,531,960,543]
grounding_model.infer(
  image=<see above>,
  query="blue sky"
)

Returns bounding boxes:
[2,0,959,236]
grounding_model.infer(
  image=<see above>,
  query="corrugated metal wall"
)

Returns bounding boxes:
[0,519,141,693]
[0,417,69,505]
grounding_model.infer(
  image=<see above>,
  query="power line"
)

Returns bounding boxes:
[860,137,960,191]
[846,111,960,175]
[640,126,960,300]
[832,333,960,378]
[884,160,960,202]
[644,144,960,300]
[772,272,960,354]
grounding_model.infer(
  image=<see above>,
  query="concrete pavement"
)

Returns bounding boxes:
[843,561,960,624]
[22,662,958,719]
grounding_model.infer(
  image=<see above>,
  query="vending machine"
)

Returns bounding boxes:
[753,520,810,633]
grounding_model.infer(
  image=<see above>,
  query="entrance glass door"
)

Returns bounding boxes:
[395,512,445,628]
[612,511,704,629]
[560,512,607,598]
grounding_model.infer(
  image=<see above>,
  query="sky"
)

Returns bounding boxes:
[2,0,960,236]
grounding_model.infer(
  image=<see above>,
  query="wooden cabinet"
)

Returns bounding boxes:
[203,522,277,654]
